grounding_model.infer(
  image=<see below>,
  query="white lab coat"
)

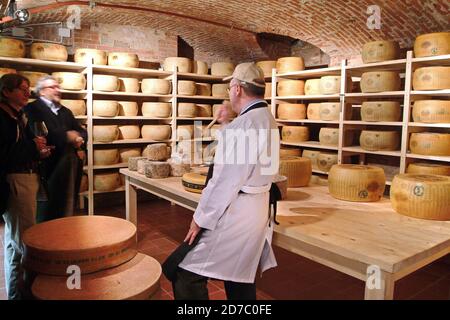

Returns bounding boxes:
[179,103,279,283]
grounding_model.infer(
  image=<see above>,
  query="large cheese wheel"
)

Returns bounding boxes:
[118,77,140,93]
[144,161,171,179]
[410,132,450,156]
[211,83,228,97]
[320,102,341,121]
[211,62,235,76]
[32,253,161,300]
[142,143,170,161]
[141,125,171,141]
[93,100,119,117]
[119,148,141,163]
[319,128,339,146]
[74,48,107,65]
[196,83,211,96]
[18,71,48,88]
[193,60,208,75]
[281,126,309,142]
[141,79,171,94]
[277,80,305,96]
[182,173,207,193]
[360,130,400,151]
[61,100,86,116]
[328,164,386,202]
[264,82,272,98]
[280,147,301,158]
[407,163,450,176]
[390,174,450,220]
[197,104,212,117]
[178,103,197,117]
[317,152,338,172]
[118,125,140,140]
[52,72,86,90]
[93,75,119,92]
[178,80,196,95]
[163,57,191,73]
[276,57,305,73]
[0,68,16,77]
[304,79,321,95]
[93,125,119,142]
[362,40,400,63]
[320,76,341,95]
[307,103,321,120]
[413,67,450,91]
[30,43,68,62]
[256,60,276,77]
[141,102,171,118]
[177,125,194,140]
[0,37,25,58]
[118,101,138,116]
[108,52,139,68]
[93,149,119,165]
[361,101,401,122]
[279,157,312,187]
[360,71,401,92]
[414,32,450,58]
[23,216,136,275]
[412,100,450,123]
[94,173,122,191]
[302,149,320,169]
[277,103,306,120]
[128,157,147,171]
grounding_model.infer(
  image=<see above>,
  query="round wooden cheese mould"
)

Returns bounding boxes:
[280,147,301,158]
[74,48,107,65]
[319,128,339,146]
[118,101,138,116]
[95,172,122,191]
[0,68,16,77]
[177,125,194,140]
[108,52,139,68]
[264,82,272,98]
[277,103,306,120]
[143,143,170,161]
[178,80,197,96]
[319,76,341,95]
[61,100,86,116]
[182,172,207,193]
[360,71,401,93]
[193,60,208,75]
[119,148,141,163]
[197,104,212,117]
[178,103,197,117]
[141,102,171,118]
[412,100,450,123]
[30,43,68,62]
[362,40,400,63]
[413,67,450,91]
[273,175,288,200]
[410,132,450,156]
[212,83,229,97]
[277,80,305,96]
[93,100,119,117]
[93,149,119,166]
[276,57,305,73]
[145,161,171,179]
[93,125,119,142]
[141,125,171,141]
[328,164,386,202]
[256,60,276,77]
[52,72,86,90]
[304,79,321,95]
[93,75,119,92]
[302,149,320,169]
[361,101,401,122]
[317,152,338,172]
[118,77,140,93]
[141,79,171,94]
[23,216,136,276]
[0,37,25,58]
[211,62,235,76]
[390,174,450,221]
[360,130,400,151]
[414,32,450,58]
[18,71,48,88]
[319,102,341,121]
[32,253,160,300]
[279,157,312,187]
[407,163,450,176]
[163,57,192,73]
[281,126,309,143]
[307,103,321,120]
[119,125,140,140]
[196,83,211,96]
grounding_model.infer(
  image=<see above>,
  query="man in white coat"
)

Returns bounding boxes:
[173,62,280,300]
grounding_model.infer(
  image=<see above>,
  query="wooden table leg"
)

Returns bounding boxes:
[125,177,137,226]
[364,268,394,300]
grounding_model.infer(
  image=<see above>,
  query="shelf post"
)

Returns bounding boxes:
[400,51,414,173]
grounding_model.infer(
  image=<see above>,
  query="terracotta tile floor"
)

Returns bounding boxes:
[1,198,449,300]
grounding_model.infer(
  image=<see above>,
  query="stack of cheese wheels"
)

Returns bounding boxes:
[328,164,386,202]
[193,60,208,75]
[409,132,450,156]
[277,103,306,120]
[93,75,119,92]
[390,174,450,220]
[119,148,141,163]
[52,72,86,90]
[276,57,305,73]
[361,101,401,122]
[93,100,119,117]
[211,62,235,76]
[118,77,140,93]
[277,80,305,96]
[18,71,48,88]
[163,57,192,73]
[319,102,341,121]
[93,125,119,142]
[0,37,25,57]
[304,79,321,95]
[319,127,339,146]
[178,103,197,117]
[108,52,139,68]
[142,143,170,161]
[319,76,341,95]
[74,48,107,65]
[118,101,138,116]
[412,100,450,123]
[61,100,86,116]
[141,125,171,141]
[30,43,68,61]
[141,79,171,94]
[360,130,400,151]
[407,162,450,176]
[264,83,272,98]
[177,125,194,140]
[414,32,450,58]
[196,83,211,96]
[144,161,171,179]
[93,149,119,166]
[141,102,171,118]
[307,103,321,120]
[280,147,301,158]
[94,172,122,191]
[413,67,450,90]
[281,126,309,143]
[0,68,16,77]
[211,83,229,97]
[361,40,400,63]
[317,152,338,172]
[119,125,140,140]
[182,172,208,193]
[178,80,196,95]
[360,71,401,92]
[302,149,320,169]
[197,104,212,117]
[256,60,276,77]
[279,156,312,187]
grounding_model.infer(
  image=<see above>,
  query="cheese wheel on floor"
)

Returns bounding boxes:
[141,79,171,94]
[182,172,207,193]
[144,161,171,179]
[361,101,401,122]
[119,125,140,140]
[407,163,450,176]
[141,102,172,118]
[280,147,301,158]
[0,37,25,58]
[93,100,119,117]
[410,132,450,156]
[93,125,119,142]
[413,67,450,91]
[211,62,235,76]
[281,126,309,143]
[414,32,450,58]
[93,149,119,165]
[362,40,400,63]
[390,174,450,220]
[277,104,306,120]
[163,57,192,73]
[178,103,197,117]
[304,79,321,95]
[360,71,401,93]
[118,101,138,116]
[30,43,68,62]
[141,125,171,141]
[52,72,86,90]
[317,152,338,172]
[74,48,107,65]
[319,128,339,146]
[193,60,208,75]
[412,100,450,123]
[302,149,320,169]
[328,164,386,202]
[256,60,276,77]
[23,216,137,275]
[143,143,170,161]
[277,80,305,96]
[18,71,48,88]
[276,57,305,73]
[119,148,141,163]
[108,52,139,68]
[307,103,321,120]
[320,76,341,95]
[279,157,312,187]
[61,100,86,116]
[360,130,400,151]
[196,83,211,96]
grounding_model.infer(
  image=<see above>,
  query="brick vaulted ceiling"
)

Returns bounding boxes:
[15,0,450,62]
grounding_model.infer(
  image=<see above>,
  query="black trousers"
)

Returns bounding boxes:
[172,267,256,300]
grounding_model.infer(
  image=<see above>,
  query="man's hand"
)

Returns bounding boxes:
[34,136,53,159]
[216,101,234,124]
[77,150,85,161]
[184,218,202,245]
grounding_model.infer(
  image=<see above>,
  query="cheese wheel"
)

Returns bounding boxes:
[93,75,119,92]
[276,57,305,73]
[302,150,320,169]
[311,175,329,186]
[93,100,119,117]
[319,128,339,146]
[280,147,301,158]
[18,71,48,88]
[277,80,305,96]
[93,125,119,142]
[304,79,321,95]
[94,172,122,191]
[407,163,450,176]
[118,101,138,116]
[361,101,401,122]
[23,216,136,276]
[118,77,140,93]
[211,83,228,97]
[320,76,341,95]
[108,52,139,68]
[256,60,276,77]
[137,159,149,175]
[74,48,107,65]
[144,161,171,179]
[320,102,341,121]
[141,102,172,118]
[142,143,170,161]
[412,100,450,123]
[277,103,306,120]
[168,159,191,177]
[177,125,194,140]
[141,125,171,141]
[211,62,235,76]
[141,79,171,94]
[178,80,196,95]
[281,126,309,142]
[0,37,25,58]
[128,157,147,171]
[279,157,312,187]
[317,152,338,172]
[273,175,288,200]
[196,83,211,96]
[307,103,321,120]
[178,103,197,117]
[362,40,400,63]
[410,132,450,156]
[182,173,207,193]
[163,57,192,73]
[61,100,86,116]
[0,68,16,77]
[52,72,86,90]
[30,43,68,62]
[414,32,450,58]
[197,104,212,117]
[390,174,450,220]
[193,60,208,75]
[360,130,400,151]
[119,148,141,163]
[413,67,450,91]
[328,164,386,202]
[360,71,401,93]
[93,149,119,165]
[262,82,271,99]
[32,253,161,300]
[118,125,140,140]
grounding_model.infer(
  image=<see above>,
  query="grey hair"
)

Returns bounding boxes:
[35,75,58,95]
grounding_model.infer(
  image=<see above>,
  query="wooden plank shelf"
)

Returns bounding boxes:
[177,117,214,121]
[344,121,403,126]
[84,163,128,171]
[0,56,86,71]
[406,153,450,162]
[92,116,173,120]
[177,95,228,101]
[276,66,342,79]
[80,187,125,197]
[93,139,171,145]
[277,119,339,124]
[93,65,171,78]
[92,91,172,98]
[345,59,407,75]
[276,94,340,100]
[408,122,450,128]
[281,141,338,151]
[411,54,450,66]
[177,72,225,82]
[345,91,405,99]
[312,169,329,175]
[410,90,450,97]
[342,146,401,157]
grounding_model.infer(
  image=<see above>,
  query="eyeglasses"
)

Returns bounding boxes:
[43,85,60,90]
[226,84,239,94]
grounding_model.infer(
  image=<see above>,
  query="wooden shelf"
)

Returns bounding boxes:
[345,59,407,75]
[411,54,450,67]
[342,146,401,157]
[276,94,340,100]
[75,116,87,120]
[177,117,214,121]
[343,121,403,126]
[177,95,228,101]
[92,116,172,120]
[410,90,450,97]
[176,137,216,142]
[345,91,405,99]
[280,141,338,150]
[408,122,450,128]
[84,163,128,171]
[93,65,171,77]
[276,66,341,79]
[0,56,86,71]
[406,153,450,162]
[312,169,329,175]
[80,187,125,196]
[277,119,339,124]
[177,73,224,82]
[93,139,171,145]
[92,91,172,98]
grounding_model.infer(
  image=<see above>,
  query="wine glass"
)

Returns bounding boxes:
[32,121,48,138]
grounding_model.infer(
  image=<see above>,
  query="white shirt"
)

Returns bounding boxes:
[40,97,60,115]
